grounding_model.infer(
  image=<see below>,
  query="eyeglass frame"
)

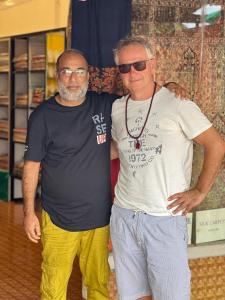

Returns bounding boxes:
[118,59,153,74]
[58,67,88,78]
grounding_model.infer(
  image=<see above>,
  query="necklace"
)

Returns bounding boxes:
[125,82,157,150]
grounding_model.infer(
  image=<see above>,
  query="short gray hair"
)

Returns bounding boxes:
[113,35,155,65]
[56,49,88,71]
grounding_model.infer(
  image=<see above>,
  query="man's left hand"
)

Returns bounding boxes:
[167,188,206,215]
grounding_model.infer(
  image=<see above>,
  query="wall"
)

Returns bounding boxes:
[0,0,70,38]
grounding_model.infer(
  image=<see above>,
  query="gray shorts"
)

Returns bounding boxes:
[110,204,191,300]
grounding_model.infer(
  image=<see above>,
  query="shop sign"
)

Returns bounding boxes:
[196,208,225,243]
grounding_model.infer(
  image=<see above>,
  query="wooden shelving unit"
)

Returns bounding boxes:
[0,29,65,201]
[0,38,11,201]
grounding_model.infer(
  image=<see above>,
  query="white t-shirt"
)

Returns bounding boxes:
[112,87,212,216]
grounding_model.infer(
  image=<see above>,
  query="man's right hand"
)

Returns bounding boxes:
[23,213,41,243]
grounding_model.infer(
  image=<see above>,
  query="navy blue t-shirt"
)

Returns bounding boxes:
[24,91,116,231]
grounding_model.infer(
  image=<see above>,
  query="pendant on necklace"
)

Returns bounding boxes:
[135,140,141,150]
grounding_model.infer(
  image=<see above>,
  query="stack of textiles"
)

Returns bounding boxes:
[16,93,28,106]
[0,93,8,106]
[13,160,24,178]
[0,120,8,138]
[0,154,8,170]
[32,87,45,104]
[31,54,46,70]
[0,53,9,72]
[13,53,28,71]
[13,128,27,143]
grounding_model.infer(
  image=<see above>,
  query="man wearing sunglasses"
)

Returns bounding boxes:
[110,36,225,300]
[22,49,118,300]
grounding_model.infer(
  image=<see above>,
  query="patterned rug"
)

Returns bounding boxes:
[67,0,225,217]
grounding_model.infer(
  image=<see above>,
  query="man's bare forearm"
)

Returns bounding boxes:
[22,160,41,216]
[168,127,225,214]
[194,127,225,196]
[195,145,225,196]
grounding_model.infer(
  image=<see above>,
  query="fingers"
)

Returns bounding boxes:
[168,193,182,201]
[174,202,193,215]
[170,202,187,215]
[182,201,196,215]
[167,192,193,214]
[167,189,205,215]
[167,194,183,211]
[182,207,191,216]
[27,231,40,243]
[24,216,41,243]
[26,226,41,243]
[35,222,41,237]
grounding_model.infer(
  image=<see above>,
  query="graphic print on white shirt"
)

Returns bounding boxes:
[122,107,163,175]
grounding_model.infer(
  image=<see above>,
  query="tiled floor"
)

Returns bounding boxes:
[0,201,82,300]
[2,200,225,300]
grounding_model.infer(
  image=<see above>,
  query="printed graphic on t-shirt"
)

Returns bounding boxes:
[122,111,162,172]
[92,113,107,144]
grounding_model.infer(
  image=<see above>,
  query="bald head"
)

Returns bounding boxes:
[56,49,88,72]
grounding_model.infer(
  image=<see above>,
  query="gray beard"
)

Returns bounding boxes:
[58,81,88,102]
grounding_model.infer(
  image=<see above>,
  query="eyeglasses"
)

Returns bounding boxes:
[118,60,151,74]
[59,68,87,78]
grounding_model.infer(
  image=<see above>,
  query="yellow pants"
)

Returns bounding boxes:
[41,210,110,300]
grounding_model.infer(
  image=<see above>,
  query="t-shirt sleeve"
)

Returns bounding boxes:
[111,122,117,141]
[111,100,119,142]
[24,108,48,162]
[106,93,118,106]
[177,100,212,140]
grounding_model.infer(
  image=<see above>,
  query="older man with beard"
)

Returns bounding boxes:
[22,49,117,300]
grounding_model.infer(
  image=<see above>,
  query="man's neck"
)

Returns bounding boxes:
[55,94,85,107]
[130,82,160,101]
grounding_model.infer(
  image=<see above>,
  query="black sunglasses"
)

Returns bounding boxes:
[118,59,150,74]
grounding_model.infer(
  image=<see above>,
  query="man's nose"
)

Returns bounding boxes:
[70,71,77,78]
[70,72,79,80]
[129,65,139,75]
[130,65,139,73]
